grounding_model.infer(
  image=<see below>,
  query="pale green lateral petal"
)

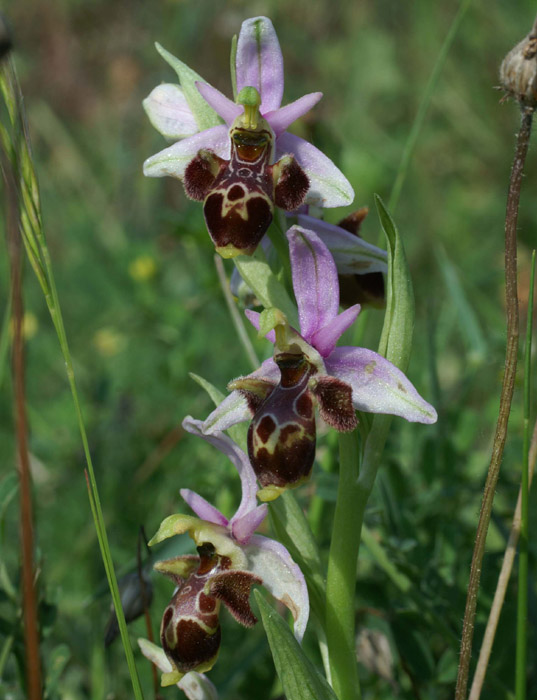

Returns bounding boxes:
[149,514,247,569]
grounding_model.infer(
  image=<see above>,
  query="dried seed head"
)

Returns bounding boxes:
[500,15,537,108]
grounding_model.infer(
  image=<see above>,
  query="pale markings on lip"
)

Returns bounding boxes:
[252,413,307,454]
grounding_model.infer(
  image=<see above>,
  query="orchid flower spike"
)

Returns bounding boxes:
[203,226,437,501]
[147,417,308,686]
[143,17,354,257]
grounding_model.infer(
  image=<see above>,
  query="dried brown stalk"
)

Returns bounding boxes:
[454,105,533,700]
[2,127,43,699]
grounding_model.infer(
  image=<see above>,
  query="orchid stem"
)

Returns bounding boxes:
[326,429,362,700]
[214,254,259,372]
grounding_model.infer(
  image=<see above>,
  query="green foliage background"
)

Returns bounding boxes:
[0,0,536,698]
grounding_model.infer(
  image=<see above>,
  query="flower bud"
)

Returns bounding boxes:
[500,17,537,108]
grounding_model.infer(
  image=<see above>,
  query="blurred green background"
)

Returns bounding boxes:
[1,0,536,698]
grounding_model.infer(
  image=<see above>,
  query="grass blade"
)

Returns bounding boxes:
[0,56,144,699]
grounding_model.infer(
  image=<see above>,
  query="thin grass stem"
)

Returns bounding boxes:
[515,249,535,699]
[388,0,472,213]
[1,57,144,699]
[469,417,537,700]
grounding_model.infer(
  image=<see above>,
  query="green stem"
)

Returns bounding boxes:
[515,249,535,699]
[326,430,362,700]
[214,254,259,372]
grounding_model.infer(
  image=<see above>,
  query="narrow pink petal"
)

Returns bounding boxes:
[182,417,259,520]
[143,84,199,139]
[245,534,309,641]
[310,304,361,357]
[180,488,228,527]
[325,347,438,424]
[143,125,230,179]
[236,17,284,113]
[264,92,322,136]
[276,132,354,207]
[196,82,243,126]
[297,213,388,275]
[244,309,276,343]
[231,504,268,544]
[287,225,339,342]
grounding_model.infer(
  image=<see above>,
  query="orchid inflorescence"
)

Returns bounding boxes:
[140,15,437,695]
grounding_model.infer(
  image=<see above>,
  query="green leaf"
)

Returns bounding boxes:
[254,591,337,700]
[269,492,325,621]
[375,194,414,370]
[359,197,417,489]
[155,43,222,131]
[234,248,298,327]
